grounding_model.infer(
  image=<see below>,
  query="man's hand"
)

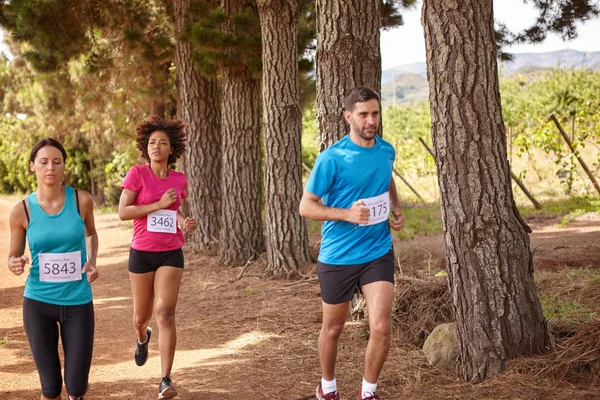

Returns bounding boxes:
[389,207,405,231]
[346,200,370,225]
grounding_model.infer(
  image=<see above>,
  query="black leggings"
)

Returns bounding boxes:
[23,297,94,398]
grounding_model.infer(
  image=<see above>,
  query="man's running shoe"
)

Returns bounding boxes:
[358,390,380,400]
[134,327,152,366]
[158,376,178,399]
[316,383,339,400]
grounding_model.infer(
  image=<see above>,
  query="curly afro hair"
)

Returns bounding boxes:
[136,115,187,165]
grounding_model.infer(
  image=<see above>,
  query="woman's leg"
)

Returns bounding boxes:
[23,298,63,400]
[62,302,94,399]
[129,271,156,342]
[153,266,183,377]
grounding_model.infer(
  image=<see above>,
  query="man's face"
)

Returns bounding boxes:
[344,99,380,141]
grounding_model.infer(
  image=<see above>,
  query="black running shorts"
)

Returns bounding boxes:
[128,247,184,273]
[317,249,395,304]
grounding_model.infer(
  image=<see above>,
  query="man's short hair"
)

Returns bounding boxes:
[344,87,381,112]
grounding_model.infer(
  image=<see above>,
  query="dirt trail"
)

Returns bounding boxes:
[0,196,599,400]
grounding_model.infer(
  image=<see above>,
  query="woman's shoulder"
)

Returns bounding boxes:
[170,169,188,182]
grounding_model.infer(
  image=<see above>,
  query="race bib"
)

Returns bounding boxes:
[147,209,177,234]
[39,251,82,282]
[358,191,390,226]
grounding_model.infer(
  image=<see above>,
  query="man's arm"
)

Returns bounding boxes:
[299,190,369,225]
[388,178,405,231]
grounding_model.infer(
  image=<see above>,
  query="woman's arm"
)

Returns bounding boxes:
[7,201,29,275]
[78,190,99,283]
[118,188,176,221]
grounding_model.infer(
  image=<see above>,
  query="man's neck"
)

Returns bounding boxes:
[348,131,376,148]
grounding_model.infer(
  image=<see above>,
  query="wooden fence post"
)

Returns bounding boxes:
[551,114,600,196]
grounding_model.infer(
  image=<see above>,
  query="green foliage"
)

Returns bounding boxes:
[501,67,600,195]
[301,105,318,168]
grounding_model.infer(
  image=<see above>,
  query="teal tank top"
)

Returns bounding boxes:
[24,186,92,305]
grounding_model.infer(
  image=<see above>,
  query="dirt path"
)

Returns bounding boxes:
[0,197,599,400]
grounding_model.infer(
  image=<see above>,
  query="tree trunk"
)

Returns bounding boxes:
[218,0,265,265]
[257,0,310,276]
[174,0,222,252]
[315,0,381,151]
[422,0,548,383]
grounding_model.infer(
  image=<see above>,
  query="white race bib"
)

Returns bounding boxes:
[358,191,390,226]
[39,251,82,282]
[147,209,177,234]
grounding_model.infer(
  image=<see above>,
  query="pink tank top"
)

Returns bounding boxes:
[121,164,188,252]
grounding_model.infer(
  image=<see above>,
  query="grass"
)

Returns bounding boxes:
[538,291,598,325]
[0,337,7,346]
[518,196,600,221]
[395,203,442,240]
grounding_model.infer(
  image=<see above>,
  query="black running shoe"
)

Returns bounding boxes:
[134,327,152,366]
[158,376,178,399]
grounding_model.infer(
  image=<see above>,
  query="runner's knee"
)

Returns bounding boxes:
[155,307,176,327]
[322,321,345,340]
[369,318,391,339]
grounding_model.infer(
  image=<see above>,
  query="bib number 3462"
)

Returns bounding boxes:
[39,251,82,282]
[147,209,177,234]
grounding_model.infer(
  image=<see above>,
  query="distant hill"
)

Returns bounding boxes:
[381,49,600,106]
[498,49,600,74]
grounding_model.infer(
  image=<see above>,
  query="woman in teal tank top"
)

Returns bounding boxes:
[7,138,99,400]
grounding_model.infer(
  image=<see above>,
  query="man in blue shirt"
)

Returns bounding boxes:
[300,87,405,400]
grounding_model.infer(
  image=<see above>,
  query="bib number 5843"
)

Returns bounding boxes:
[39,251,82,282]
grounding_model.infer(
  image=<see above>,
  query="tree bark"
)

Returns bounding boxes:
[257,0,310,276]
[422,0,548,383]
[315,0,381,151]
[174,0,222,252]
[218,0,265,265]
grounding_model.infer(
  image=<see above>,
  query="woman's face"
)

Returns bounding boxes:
[30,145,65,185]
[147,131,172,163]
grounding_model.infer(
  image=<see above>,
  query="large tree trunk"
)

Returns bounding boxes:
[218,0,265,265]
[422,0,548,383]
[257,0,310,276]
[174,0,222,252]
[315,0,381,150]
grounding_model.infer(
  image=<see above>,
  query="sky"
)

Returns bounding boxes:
[381,0,600,69]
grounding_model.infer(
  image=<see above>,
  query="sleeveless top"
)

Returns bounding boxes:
[23,186,92,305]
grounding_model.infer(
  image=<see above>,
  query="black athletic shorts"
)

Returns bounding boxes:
[23,297,94,399]
[128,247,184,273]
[317,249,395,304]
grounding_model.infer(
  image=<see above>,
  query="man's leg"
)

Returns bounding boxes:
[361,280,394,384]
[319,301,350,381]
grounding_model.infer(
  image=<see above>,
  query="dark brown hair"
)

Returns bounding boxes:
[29,138,67,164]
[135,116,187,165]
[344,87,381,112]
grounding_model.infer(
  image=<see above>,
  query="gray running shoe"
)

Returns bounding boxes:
[158,376,178,399]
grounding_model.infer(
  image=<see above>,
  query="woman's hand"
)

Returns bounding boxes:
[7,255,29,276]
[158,188,177,209]
[182,217,198,233]
[83,262,99,283]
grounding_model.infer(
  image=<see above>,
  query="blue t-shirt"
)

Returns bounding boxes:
[23,186,92,306]
[305,135,395,265]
